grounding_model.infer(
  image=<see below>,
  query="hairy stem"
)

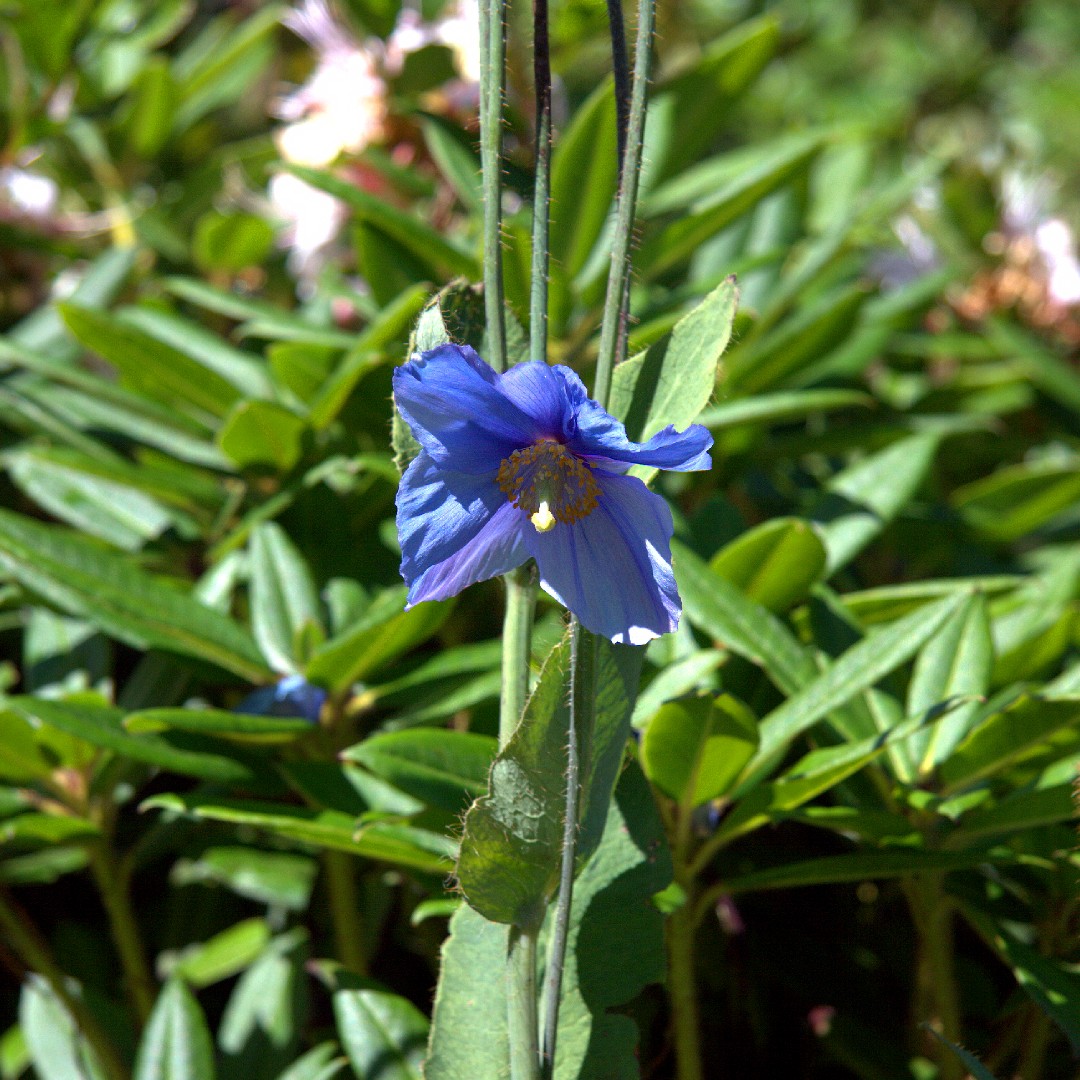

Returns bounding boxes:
[508,925,541,1080]
[530,0,552,361]
[323,850,368,975]
[0,887,131,1080]
[593,0,654,409]
[479,0,507,371]
[88,844,155,1027]
[500,565,537,744]
[541,621,596,1076]
[604,0,631,167]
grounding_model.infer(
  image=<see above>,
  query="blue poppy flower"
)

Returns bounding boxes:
[393,344,712,645]
[236,675,327,722]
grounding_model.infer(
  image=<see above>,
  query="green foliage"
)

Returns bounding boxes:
[1,0,1079,1078]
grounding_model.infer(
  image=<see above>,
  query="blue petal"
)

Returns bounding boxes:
[550,364,713,472]
[397,451,506,587]
[406,500,530,606]
[393,344,537,473]
[496,361,575,437]
[525,472,681,644]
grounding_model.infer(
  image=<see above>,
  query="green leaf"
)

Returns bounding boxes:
[608,278,737,480]
[134,980,216,1080]
[343,730,496,814]
[724,284,867,394]
[125,56,178,157]
[219,929,307,1080]
[9,697,263,784]
[638,132,823,279]
[218,402,307,473]
[143,794,454,873]
[723,849,1005,894]
[0,510,271,682]
[59,304,241,423]
[964,908,1080,1052]
[287,165,479,280]
[751,590,969,782]
[173,4,282,129]
[952,460,1080,542]
[6,449,180,552]
[120,308,276,400]
[125,707,314,743]
[939,695,1080,793]
[421,117,481,211]
[709,517,827,612]
[273,1043,346,1080]
[641,694,758,805]
[695,388,873,431]
[456,635,641,927]
[631,650,724,729]
[549,81,619,280]
[10,248,135,359]
[455,642,570,926]
[306,588,450,692]
[0,847,89,885]
[19,975,106,1080]
[333,990,427,1080]
[0,813,99,847]
[951,785,1078,842]
[551,763,671,1080]
[424,906,510,1080]
[249,523,325,672]
[906,592,993,778]
[810,431,942,574]
[194,212,275,272]
[171,848,317,911]
[674,540,815,694]
[164,919,273,989]
[647,16,779,182]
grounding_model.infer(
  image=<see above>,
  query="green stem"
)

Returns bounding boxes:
[323,850,368,975]
[88,845,155,1026]
[593,0,654,409]
[500,565,537,744]
[479,0,507,372]
[904,874,962,1080]
[1015,1008,1052,1080]
[604,0,631,165]
[507,925,541,1080]
[668,892,704,1080]
[529,0,552,361]
[540,621,595,1077]
[0,887,131,1080]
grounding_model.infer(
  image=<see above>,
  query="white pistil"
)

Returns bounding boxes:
[530,501,556,532]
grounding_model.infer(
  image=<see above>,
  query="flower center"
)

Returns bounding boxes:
[496,440,601,532]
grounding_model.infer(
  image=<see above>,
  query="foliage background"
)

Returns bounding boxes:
[0,0,1079,1077]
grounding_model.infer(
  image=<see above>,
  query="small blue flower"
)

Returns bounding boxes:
[393,344,713,644]
[236,675,327,722]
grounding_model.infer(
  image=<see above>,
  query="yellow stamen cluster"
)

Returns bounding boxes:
[496,439,601,531]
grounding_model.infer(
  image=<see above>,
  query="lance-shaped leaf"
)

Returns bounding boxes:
[334,990,427,1080]
[905,591,993,779]
[134,979,216,1080]
[0,510,271,682]
[249,523,324,673]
